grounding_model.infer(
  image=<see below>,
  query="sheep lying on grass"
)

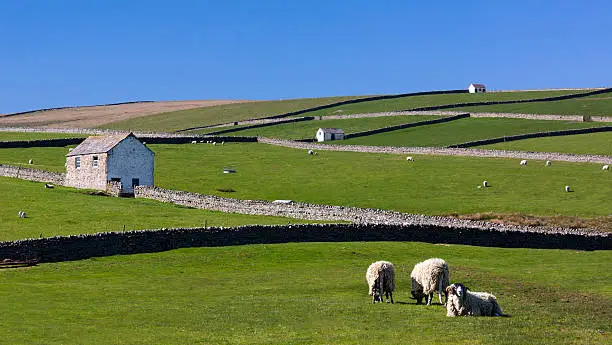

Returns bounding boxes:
[445,283,508,317]
[406,156,414,161]
[410,258,450,305]
[546,160,552,166]
[366,261,395,304]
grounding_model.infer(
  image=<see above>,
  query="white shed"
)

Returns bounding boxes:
[65,133,154,194]
[316,128,345,142]
[468,83,486,93]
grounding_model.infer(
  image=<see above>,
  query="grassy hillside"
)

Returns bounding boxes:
[101,96,368,133]
[1,143,609,219]
[100,90,598,133]
[194,115,442,139]
[481,132,612,156]
[0,131,87,141]
[455,93,612,116]
[295,90,594,119]
[150,143,611,218]
[0,177,320,242]
[1,242,609,344]
[335,117,608,147]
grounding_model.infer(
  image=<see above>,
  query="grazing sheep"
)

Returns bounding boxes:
[212,142,217,146]
[565,185,571,192]
[28,159,33,164]
[308,150,314,155]
[545,160,552,166]
[603,165,610,171]
[406,156,414,161]
[366,261,395,304]
[221,141,225,145]
[191,140,197,144]
[18,211,26,218]
[44,183,54,189]
[520,159,527,166]
[410,258,450,305]
[445,283,507,317]
[483,180,488,188]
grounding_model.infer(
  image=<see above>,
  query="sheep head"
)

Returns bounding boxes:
[446,283,468,300]
[411,289,425,304]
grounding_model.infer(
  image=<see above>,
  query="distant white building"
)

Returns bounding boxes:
[468,83,486,93]
[65,133,154,194]
[316,128,345,142]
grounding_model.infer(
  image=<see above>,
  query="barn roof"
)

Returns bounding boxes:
[470,83,486,88]
[66,132,136,157]
[318,128,344,134]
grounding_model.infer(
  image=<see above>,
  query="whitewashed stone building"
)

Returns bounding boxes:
[65,133,154,194]
[316,128,345,142]
[468,83,486,93]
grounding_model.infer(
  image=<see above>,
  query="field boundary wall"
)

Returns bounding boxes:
[448,126,612,148]
[0,223,608,263]
[0,164,65,184]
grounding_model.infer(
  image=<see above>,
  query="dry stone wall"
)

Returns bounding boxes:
[0,164,65,184]
[0,223,608,264]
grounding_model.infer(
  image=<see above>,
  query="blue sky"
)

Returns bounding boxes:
[1,0,610,113]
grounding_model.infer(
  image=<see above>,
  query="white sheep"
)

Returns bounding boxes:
[191,140,197,144]
[28,159,33,164]
[410,258,450,305]
[366,261,395,304]
[445,283,507,317]
[18,211,26,218]
[308,150,314,155]
[212,142,217,146]
[483,180,488,188]
[406,156,414,161]
[565,185,571,192]
[221,141,225,145]
[520,159,527,166]
[603,165,609,171]
[545,160,551,166]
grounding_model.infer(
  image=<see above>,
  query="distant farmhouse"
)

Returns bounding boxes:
[468,83,486,93]
[65,133,154,194]
[316,128,345,142]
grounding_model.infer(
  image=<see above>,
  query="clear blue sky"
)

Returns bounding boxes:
[1,0,610,113]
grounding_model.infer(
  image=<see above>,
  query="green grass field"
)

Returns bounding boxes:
[0,146,71,172]
[1,143,609,219]
[151,143,610,218]
[194,115,442,139]
[0,177,321,242]
[0,242,609,344]
[101,96,369,132]
[455,93,612,116]
[100,90,597,133]
[295,90,596,119]
[481,132,612,156]
[0,131,87,141]
[334,117,608,147]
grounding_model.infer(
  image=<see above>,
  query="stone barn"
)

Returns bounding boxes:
[65,133,154,194]
[316,128,345,142]
[468,83,486,93]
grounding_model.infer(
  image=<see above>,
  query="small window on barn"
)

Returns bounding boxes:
[75,157,81,169]
[93,156,98,168]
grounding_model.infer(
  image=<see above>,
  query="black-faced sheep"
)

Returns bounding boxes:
[410,258,450,305]
[445,283,507,317]
[366,261,395,304]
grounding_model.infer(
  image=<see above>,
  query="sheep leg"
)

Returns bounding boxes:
[426,293,433,305]
[389,291,394,304]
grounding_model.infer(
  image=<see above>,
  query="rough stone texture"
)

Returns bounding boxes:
[65,153,109,191]
[0,164,65,184]
[0,223,608,264]
[134,186,609,236]
[258,138,612,164]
